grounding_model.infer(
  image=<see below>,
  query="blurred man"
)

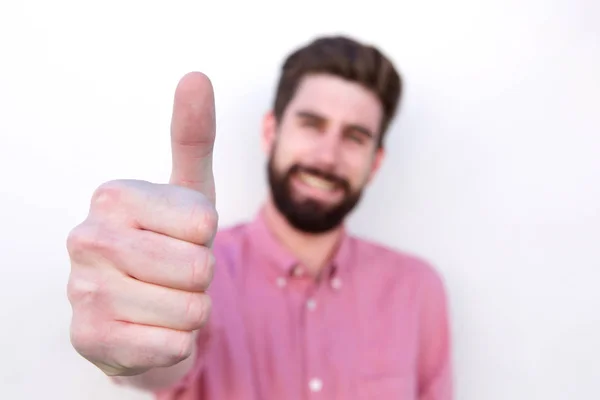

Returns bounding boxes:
[67,35,453,399]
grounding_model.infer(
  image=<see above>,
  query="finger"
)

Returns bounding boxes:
[111,275,211,332]
[87,180,217,245]
[71,318,194,374]
[111,229,214,292]
[169,72,216,205]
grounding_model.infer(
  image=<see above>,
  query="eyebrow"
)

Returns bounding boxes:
[296,110,374,139]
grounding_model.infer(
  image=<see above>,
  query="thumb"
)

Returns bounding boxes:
[169,72,216,205]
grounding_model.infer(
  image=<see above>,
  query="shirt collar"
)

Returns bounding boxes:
[246,206,354,278]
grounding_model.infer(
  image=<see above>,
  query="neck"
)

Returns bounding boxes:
[263,198,344,277]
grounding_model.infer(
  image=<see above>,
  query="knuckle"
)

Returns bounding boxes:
[99,326,148,374]
[148,329,194,368]
[149,330,194,368]
[173,331,194,363]
[110,354,145,375]
[66,224,87,261]
[66,223,97,260]
[189,204,218,242]
[69,323,89,353]
[66,222,120,264]
[184,292,211,330]
[67,269,114,315]
[202,206,219,232]
[189,249,215,291]
[91,180,128,211]
[67,271,101,306]
[70,318,103,357]
[68,286,115,331]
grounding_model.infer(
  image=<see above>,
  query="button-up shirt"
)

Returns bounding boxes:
[155,208,453,400]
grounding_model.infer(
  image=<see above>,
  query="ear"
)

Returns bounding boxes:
[261,110,277,156]
[367,147,385,183]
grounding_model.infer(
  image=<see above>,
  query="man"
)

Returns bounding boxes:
[66,36,453,399]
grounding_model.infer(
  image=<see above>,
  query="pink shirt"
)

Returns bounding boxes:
[155,208,453,400]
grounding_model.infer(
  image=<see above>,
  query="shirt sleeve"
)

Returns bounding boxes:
[417,266,454,400]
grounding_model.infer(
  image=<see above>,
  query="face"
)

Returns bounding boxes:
[262,73,386,234]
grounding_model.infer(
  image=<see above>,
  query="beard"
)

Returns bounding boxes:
[267,157,364,234]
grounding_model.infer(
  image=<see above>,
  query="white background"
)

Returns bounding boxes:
[1,1,599,399]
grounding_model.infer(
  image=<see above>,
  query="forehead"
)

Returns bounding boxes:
[285,73,383,130]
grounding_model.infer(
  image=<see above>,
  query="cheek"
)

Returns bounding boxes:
[343,154,376,188]
[274,133,311,166]
[271,142,296,172]
[282,125,319,150]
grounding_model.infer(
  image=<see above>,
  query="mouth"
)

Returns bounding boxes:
[290,170,346,204]
[297,171,338,192]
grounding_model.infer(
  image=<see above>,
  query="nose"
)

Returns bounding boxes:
[313,129,342,169]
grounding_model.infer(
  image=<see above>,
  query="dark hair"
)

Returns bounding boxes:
[273,35,403,147]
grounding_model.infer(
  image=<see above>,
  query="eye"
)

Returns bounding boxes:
[301,118,320,128]
[346,132,366,144]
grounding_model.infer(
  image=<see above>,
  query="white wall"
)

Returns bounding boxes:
[1,0,598,399]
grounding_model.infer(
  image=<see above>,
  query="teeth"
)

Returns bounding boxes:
[298,172,335,191]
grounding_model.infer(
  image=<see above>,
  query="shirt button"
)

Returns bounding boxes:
[276,277,287,288]
[309,377,323,392]
[330,277,342,290]
[306,298,317,311]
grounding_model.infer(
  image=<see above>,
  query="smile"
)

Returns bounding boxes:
[297,172,337,192]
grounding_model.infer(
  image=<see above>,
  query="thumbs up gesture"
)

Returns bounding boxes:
[66,73,218,376]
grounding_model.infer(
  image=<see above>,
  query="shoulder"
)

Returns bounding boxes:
[348,234,447,294]
[210,221,253,266]
[197,221,249,272]
[213,221,251,248]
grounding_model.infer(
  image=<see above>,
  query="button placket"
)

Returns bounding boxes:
[330,277,342,290]
[309,377,323,393]
[276,276,287,288]
[292,265,306,278]
[304,283,325,397]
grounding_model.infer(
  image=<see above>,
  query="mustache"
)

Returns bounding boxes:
[288,164,350,191]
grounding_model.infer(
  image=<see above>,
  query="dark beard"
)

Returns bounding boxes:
[267,157,363,234]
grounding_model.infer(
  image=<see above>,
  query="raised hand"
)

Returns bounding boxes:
[67,72,218,376]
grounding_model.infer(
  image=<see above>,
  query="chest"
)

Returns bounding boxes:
[227,270,421,399]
